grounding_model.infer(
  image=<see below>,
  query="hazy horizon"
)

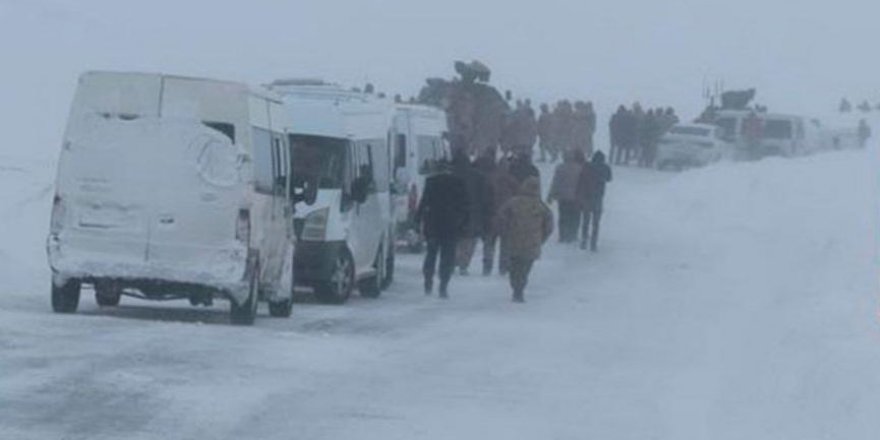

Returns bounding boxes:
[1,0,876,156]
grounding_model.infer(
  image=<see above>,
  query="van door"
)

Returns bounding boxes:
[144,120,247,273]
[349,140,384,276]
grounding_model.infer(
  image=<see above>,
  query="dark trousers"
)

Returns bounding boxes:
[558,200,581,243]
[509,257,535,299]
[581,206,603,250]
[424,238,457,288]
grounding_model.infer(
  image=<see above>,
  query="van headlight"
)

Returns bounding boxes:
[301,207,329,241]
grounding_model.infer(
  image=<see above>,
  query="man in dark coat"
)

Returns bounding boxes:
[415,160,469,298]
[453,150,491,275]
[577,151,612,252]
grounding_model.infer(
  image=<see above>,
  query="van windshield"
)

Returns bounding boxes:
[763,120,793,140]
[290,134,347,189]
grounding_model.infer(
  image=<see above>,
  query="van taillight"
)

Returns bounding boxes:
[50,194,64,234]
[235,209,251,244]
[408,184,418,214]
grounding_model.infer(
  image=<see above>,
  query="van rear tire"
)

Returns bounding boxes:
[315,251,354,305]
[230,262,259,326]
[360,245,385,298]
[268,298,293,318]
[94,281,122,307]
[52,279,81,314]
[380,245,395,290]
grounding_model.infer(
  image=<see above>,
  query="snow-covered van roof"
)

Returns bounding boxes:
[276,84,391,140]
[66,71,288,148]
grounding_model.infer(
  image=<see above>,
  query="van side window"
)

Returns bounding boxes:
[272,135,289,192]
[252,127,274,194]
[417,135,442,175]
[355,139,388,193]
[203,121,236,143]
[395,134,407,169]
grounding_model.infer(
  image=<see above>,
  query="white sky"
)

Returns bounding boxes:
[1,0,876,156]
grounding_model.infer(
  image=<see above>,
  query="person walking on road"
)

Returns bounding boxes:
[537,103,554,162]
[577,151,612,252]
[476,150,516,276]
[453,149,491,276]
[497,177,554,303]
[415,159,469,298]
[548,149,584,243]
[858,119,871,148]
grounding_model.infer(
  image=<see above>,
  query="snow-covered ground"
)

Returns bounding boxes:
[1,145,879,439]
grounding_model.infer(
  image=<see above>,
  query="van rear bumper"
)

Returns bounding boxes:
[47,233,251,302]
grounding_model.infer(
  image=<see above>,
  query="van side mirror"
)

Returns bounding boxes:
[292,177,319,206]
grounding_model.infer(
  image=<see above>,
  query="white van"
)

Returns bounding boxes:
[47,71,300,325]
[759,113,825,157]
[269,80,395,304]
[389,104,449,251]
[656,123,731,170]
[714,110,826,159]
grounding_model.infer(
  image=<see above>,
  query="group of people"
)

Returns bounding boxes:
[547,149,612,251]
[840,98,880,114]
[537,100,597,163]
[412,60,613,304]
[415,146,555,303]
[608,104,678,167]
[415,142,612,303]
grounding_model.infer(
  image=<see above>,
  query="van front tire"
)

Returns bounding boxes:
[52,279,81,314]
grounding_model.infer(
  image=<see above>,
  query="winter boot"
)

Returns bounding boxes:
[512,290,525,303]
[424,277,433,295]
[439,282,449,299]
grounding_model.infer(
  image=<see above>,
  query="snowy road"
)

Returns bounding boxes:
[2,150,880,439]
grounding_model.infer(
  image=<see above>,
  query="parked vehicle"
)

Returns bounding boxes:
[47,71,301,325]
[656,123,730,170]
[714,110,827,159]
[270,80,395,304]
[389,104,449,252]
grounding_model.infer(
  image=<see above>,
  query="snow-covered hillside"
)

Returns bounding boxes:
[1,144,878,439]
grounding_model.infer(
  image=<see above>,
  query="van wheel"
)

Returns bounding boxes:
[94,280,122,307]
[315,251,354,304]
[360,246,384,299]
[230,262,259,325]
[381,244,395,290]
[52,279,81,313]
[269,298,293,317]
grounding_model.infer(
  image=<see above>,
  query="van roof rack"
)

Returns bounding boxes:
[270,78,333,87]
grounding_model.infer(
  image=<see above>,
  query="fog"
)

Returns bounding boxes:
[1,0,877,158]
